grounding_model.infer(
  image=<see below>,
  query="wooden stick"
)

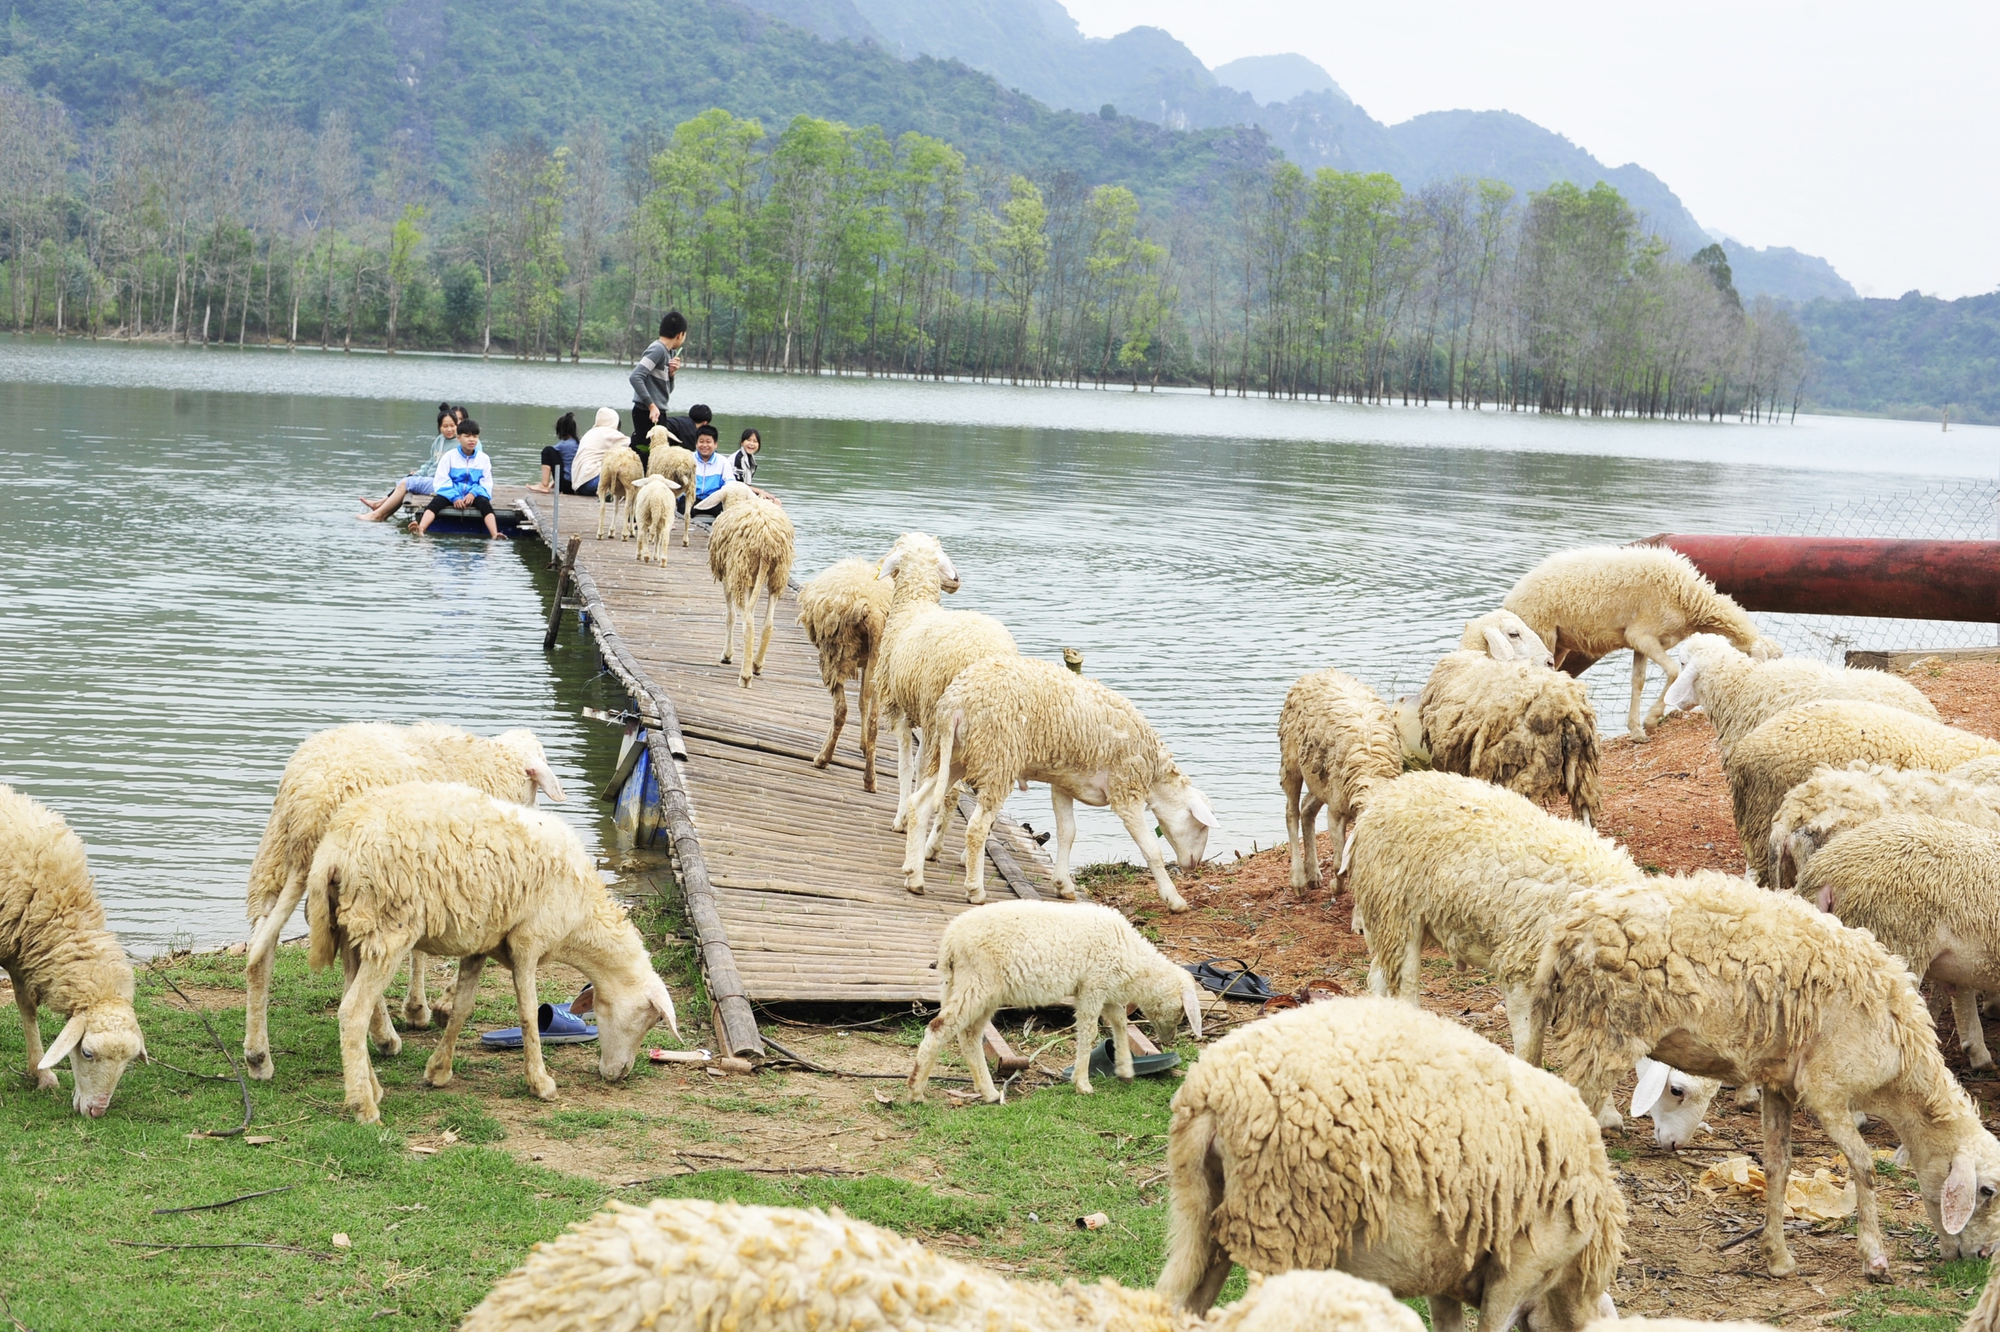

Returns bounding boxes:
[152,1186,295,1215]
[542,535,581,650]
[146,962,253,1138]
[957,795,1040,901]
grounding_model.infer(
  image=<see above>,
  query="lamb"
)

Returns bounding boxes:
[240,722,565,1081]
[1767,761,2000,891]
[1158,997,1625,1331]
[303,780,678,1123]
[629,475,677,565]
[643,430,697,546]
[1530,871,2000,1281]
[1661,631,1937,763]
[1458,608,1556,666]
[593,443,643,539]
[1276,668,1402,894]
[0,785,144,1118]
[706,481,796,689]
[1417,651,1602,825]
[459,1198,1424,1332]
[1501,544,1781,741]
[1725,700,2000,884]
[796,557,893,792]
[904,656,1216,911]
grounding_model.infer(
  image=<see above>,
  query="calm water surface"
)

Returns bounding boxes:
[3,339,1995,949]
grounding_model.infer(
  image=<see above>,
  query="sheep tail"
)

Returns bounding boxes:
[304,839,341,973]
[1563,716,1602,826]
[1158,1106,1228,1312]
[1523,931,1564,1067]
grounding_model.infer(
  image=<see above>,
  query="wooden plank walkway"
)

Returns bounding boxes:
[502,486,1064,1018]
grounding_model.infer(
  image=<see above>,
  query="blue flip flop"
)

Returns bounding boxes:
[479,999,598,1049]
[1058,1038,1181,1081]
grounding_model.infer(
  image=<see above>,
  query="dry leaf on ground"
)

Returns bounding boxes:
[1696,1155,1856,1220]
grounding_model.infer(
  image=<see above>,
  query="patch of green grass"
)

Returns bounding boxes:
[1605,1147,1633,1163]
[1837,1267,1985,1331]
[430,1094,506,1144]
[1074,862,1148,891]
[534,1108,649,1141]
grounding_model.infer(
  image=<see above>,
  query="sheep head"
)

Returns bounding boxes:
[878,533,959,594]
[44,1002,144,1119]
[1463,609,1554,668]
[1920,1129,2000,1264]
[1630,1057,1719,1150]
[589,924,681,1083]
[1149,771,1216,874]
[494,729,567,804]
[1141,963,1204,1048]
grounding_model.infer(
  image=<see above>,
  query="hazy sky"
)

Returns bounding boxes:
[1061,0,1997,299]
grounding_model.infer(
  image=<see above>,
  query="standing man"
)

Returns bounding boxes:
[630,311,688,467]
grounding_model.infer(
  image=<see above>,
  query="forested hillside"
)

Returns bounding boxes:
[1797,291,2000,424]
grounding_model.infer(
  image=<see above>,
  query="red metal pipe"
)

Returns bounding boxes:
[1636,535,2000,622]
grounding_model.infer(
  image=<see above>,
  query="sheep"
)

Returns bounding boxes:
[1458,607,1556,666]
[594,443,643,539]
[706,481,796,689]
[1952,756,2000,787]
[629,475,677,565]
[1726,700,2000,884]
[1967,1275,2000,1332]
[1768,761,2000,891]
[1158,997,1625,1331]
[240,722,565,1081]
[904,656,1217,911]
[906,900,1204,1102]
[1530,870,2000,1281]
[796,557,893,792]
[644,430,697,546]
[0,785,144,1118]
[1418,651,1602,825]
[1661,631,1938,763]
[459,1198,1425,1332]
[1501,544,1781,741]
[1276,669,1402,895]
[303,780,678,1123]
[872,533,1015,833]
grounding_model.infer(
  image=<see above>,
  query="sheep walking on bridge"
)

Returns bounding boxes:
[707,481,796,688]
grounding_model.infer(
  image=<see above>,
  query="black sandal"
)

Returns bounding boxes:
[1185,958,1275,1003]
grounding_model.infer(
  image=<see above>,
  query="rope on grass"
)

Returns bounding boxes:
[756,1032,971,1083]
[110,1240,335,1261]
[152,1186,295,1215]
[143,959,254,1137]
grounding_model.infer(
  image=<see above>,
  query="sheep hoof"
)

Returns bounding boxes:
[1971,1053,1995,1071]
[904,873,925,894]
[424,1058,454,1087]
[966,888,987,905]
[1057,883,1079,901]
[1863,1252,1891,1282]
[244,1050,274,1081]
[33,1069,58,1091]
[1164,894,1190,914]
[1629,728,1651,744]
[1763,1247,1797,1278]
[352,1107,382,1125]
[1596,1106,1625,1132]
[981,1090,1003,1104]
[530,1077,559,1101]
[1073,1081,1093,1096]
[430,1001,452,1025]
[402,1003,432,1029]
[373,1032,403,1057]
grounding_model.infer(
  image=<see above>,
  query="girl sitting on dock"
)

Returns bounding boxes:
[728,428,779,506]
[528,412,581,495]
[415,419,503,539]
[356,403,462,521]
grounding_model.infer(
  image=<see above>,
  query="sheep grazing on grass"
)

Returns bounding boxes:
[1277,669,1401,895]
[594,443,644,540]
[0,785,143,1119]
[241,722,565,1080]
[644,431,697,547]
[1661,632,1937,763]
[305,780,677,1123]
[796,557,893,792]
[1418,651,1602,825]
[906,900,1203,1103]
[629,475,677,565]
[1532,871,2000,1281]
[1458,608,1556,666]
[1726,700,2000,884]
[706,481,796,689]
[1768,761,2000,891]
[1499,544,1780,742]
[1159,997,1625,1330]
[459,1199,1422,1332]
[905,656,1216,911]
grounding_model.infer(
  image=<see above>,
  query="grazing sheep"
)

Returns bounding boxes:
[1459,608,1556,666]
[240,722,565,1079]
[304,781,677,1123]
[1276,669,1401,894]
[1726,700,2000,884]
[629,475,677,565]
[706,481,796,689]
[644,431,697,547]
[1532,871,2000,1281]
[1418,651,1602,825]
[905,656,1216,911]
[459,1199,1423,1332]
[907,900,1202,1102]
[1768,762,2000,891]
[1661,632,1937,763]
[1158,997,1625,1331]
[594,443,644,540]
[1501,544,1781,741]
[0,785,144,1118]
[796,557,893,792]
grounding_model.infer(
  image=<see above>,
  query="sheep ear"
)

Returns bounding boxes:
[1482,625,1514,660]
[1182,980,1204,1040]
[649,976,681,1041]
[528,762,567,803]
[937,553,959,586]
[1186,789,1218,829]
[38,1013,86,1071]
[1942,1153,1978,1235]
[1662,659,1700,710]
[878,549,904,580]
[1631,1058,1671,1117]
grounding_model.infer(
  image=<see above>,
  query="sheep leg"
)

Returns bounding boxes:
[511,957,559,1101]
[1295,789,1326,894]
[1626,645,1653,741]
[961,797,998,905]
[739,592,757,687]
[1050,790,1080,900]
[1628,631,1678,739]
[344,945,403,1058]
[401,948,432,1028]
[857,664,878,794]
[338,949,399,1123]
[13,980,56,1091]
[1425,1299,1466,1332]
[1814,1096,1890,1280]
[719,593,737,664]
[751,586,777,677]
[1071,997,1103,1094]
[1395,918,1423,1001]
[960,1011,1002,1103]
[1106,1001,1135,1081]
[1281,769,1310,893]
[1758,1086,1800,1277]
[1503,982,1539,1063]
[890,718,918,832]
[242,915,279,1080]
[1325,809,1345,888]
[1952,985,1996,1070]
[595,493,608,539]
[1116,799,1189,913]
[900,776,937,893]
[813,678,846,770]
[907,997,979,1103]
[424,954,488,1088]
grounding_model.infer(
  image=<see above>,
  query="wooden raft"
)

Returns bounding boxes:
[507,488,1065,1024]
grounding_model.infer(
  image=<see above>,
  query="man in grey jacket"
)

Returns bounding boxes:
[630,311,688,465]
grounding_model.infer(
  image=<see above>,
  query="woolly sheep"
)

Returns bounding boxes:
[1277,669,1402,894]
[0,785,144,1118]
[644,430,697,546]
[1458,608,1556,667]
[1661,632,1937,763]
[304,780,678,1123]
[1418,651,1603,825]
[796,557,894,792]
[706,481,796,689]
[1501,544,1781,741]
[905,656,1216,911]
[459,1199,1423,1332]
[907,900,1203,1102]
[240,722,565,1080]
[1768,761,2000,891]
[594,443,643,540]
[1531,871,2000,1281]
[629,475,677,565]
[1952,756,2000,788]
[1967,1276,2000,1332]
[1726,700,2000,884]
[1158,997,1625,1331]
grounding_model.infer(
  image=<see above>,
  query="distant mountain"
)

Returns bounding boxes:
[1715,242,1859,304]
[1211,54,1338,104]
[1796,290,2000,424]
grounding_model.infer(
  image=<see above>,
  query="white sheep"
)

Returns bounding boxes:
[240,722,565,1080]
[706,481,796,689]
[1661,632,1938,763]
[907,900,1201,1102]
[1458,607,1556,666]
[1276,669,1402,894]
[1767,761,2000,891]
[594,443,644,540]
[1418,651,1602,825]
[1726,700,2000,884]
[0,785,144,1118]
[644,430,697,547]
[1531,870,2000,1281]
[1501,544,1781,741]
[1159,997,1625,1331]
[905,656,1216,911]
[629,475,677,565]
[303,780,677,1123]
[796,557,893,792]
[459,1198,1424,1332]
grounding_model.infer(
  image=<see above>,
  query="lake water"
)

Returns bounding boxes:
[3,338,1996,950]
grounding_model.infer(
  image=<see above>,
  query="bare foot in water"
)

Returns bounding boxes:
[526,482,553,494]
